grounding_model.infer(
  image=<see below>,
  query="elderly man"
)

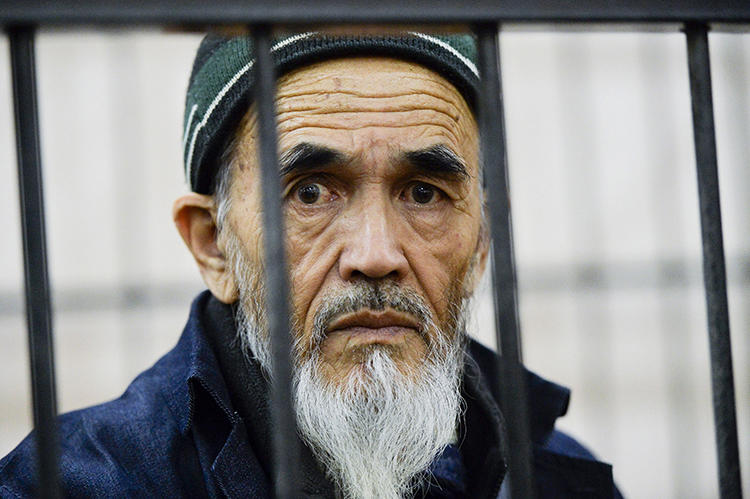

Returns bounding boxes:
[1,33,619,498]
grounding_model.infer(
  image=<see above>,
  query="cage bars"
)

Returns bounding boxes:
[477,24,536,499]
[4,6,747,499]
[251,25,301,498]
[685,23,743,499]
[2,0,750,25]
[9,26,61,499]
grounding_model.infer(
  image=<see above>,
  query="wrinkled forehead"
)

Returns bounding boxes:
[234,56,479,170]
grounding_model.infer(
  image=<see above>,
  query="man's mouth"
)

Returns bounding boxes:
[325,309,420,345]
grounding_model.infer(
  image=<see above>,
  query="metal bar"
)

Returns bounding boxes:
[476,24,535,498]
[2,0,750,26]
[251,25,300,498]
[685,22,743,499]
[9,26,61,499]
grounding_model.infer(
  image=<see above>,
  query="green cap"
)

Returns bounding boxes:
[183,32,479,194]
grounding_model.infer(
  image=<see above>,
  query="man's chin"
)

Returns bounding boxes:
[316,329,428,378]
[317,342,427,387]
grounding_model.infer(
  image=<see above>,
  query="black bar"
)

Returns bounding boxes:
[9,26,61,499]
[251,25,300,498]
[2,0,750,26]
[476,24,535,498]
[685,23,743,499]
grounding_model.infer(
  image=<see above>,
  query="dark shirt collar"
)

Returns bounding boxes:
[426,444,467,497]
[201,293,336,497]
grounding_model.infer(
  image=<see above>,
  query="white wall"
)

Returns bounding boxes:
[0,29,748,498]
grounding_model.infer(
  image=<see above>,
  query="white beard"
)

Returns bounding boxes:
[223,230,468,499]
[295,339,464,499]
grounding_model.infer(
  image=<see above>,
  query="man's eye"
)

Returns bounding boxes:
[410,183,437,204]
[297,183,321,204]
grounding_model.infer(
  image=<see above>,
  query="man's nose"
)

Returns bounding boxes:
[337,198,409,282]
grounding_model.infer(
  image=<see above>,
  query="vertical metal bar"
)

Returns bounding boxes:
[685,23,743,499]
[251,25,300,498]
[9,26,61,498]
[476,24,535,498]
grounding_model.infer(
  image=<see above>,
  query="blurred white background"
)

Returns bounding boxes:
[0,29,748,498]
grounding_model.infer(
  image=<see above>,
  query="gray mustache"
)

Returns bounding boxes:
[311,281,433,344]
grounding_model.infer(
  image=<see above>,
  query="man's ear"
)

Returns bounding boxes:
[173,193,238,304]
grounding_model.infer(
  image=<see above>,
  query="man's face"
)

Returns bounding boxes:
[223,56,485,383]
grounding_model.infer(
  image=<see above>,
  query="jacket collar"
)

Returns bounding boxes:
[459,340,574,497]
[169,291,238,436]
[465,339,572,444]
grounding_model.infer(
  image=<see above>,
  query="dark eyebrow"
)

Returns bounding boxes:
[402,145,469,181]
[279,142,344,177]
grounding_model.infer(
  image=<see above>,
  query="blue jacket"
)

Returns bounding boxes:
[0,291,619,498]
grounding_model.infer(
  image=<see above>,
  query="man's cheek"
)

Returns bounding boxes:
[227,209,265,262]
[289,269,325,339]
